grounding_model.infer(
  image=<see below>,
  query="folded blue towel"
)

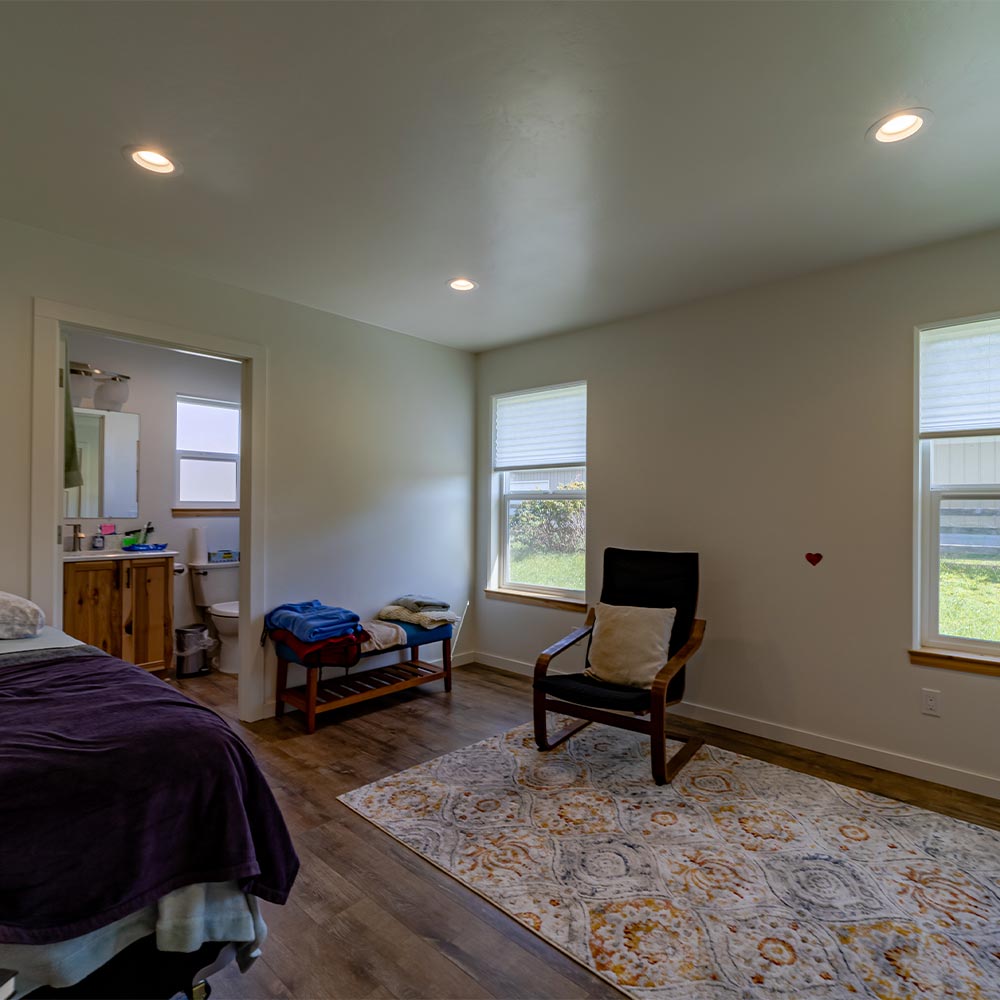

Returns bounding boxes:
[265,600,362,642]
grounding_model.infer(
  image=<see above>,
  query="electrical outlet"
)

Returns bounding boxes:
[921,688,941,717]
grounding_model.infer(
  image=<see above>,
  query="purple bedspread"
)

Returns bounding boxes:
[0,645,298,945]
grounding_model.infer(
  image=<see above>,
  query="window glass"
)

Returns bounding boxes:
[505,474,586,593]
[177,399,240,454]
[178,458,238,503]
[930,436,1000,487]
[938,498,1000,642]
[507,467,586,494]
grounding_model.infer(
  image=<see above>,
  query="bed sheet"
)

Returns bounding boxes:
[0,627,83,655]
[0,881,265,998]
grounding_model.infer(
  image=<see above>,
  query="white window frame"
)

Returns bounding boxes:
[918,442,1000,656]
[499,469,586,600]
[492,381,587,600]
[174,395,241,510]
[916,316,1000,657]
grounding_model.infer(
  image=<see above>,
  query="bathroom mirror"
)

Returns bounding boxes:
[64,408,140,518]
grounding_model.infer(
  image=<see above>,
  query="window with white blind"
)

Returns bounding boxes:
[493,382,586,598]
[918,319,1000,654]
[175,396,240,509]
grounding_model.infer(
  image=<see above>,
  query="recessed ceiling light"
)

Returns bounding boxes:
[122,145,180,174]
[449,278,477,292]
[867,108,932,144]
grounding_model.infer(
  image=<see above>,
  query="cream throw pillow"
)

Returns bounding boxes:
[584,602,676,689]
[0,591,46,640]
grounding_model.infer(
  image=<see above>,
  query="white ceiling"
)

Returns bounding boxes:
[1,2,999,351]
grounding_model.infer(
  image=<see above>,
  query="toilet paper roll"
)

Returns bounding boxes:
[173,563,188,577]
[190,527,208,565]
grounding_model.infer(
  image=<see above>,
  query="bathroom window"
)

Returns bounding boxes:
[174,396,240,510]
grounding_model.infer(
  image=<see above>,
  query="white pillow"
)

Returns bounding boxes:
[584,602,676,689]
[0,591,46,639]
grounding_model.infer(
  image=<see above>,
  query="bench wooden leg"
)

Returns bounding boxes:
[442,637,452,692]
[305,667,318,734]
[275,658,288,718]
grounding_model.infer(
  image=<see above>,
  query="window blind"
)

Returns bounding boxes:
[493,382,586,470]
[920,321,1000,437]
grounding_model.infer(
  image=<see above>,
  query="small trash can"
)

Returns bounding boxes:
[175,623,211,677]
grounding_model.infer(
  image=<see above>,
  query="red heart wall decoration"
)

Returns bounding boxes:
[805,552,823,566]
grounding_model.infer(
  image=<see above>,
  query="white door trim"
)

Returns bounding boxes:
[31,298,272,722]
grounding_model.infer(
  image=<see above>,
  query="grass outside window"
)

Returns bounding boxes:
[939,553,1000,644]
[508,549,585,593]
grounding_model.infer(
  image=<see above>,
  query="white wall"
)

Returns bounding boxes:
[6,211,998,794]
[476,227,1000,797]
[64,329,242,626]
[0,216,475,716]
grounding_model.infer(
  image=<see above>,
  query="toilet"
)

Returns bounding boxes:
[189,562,241,674]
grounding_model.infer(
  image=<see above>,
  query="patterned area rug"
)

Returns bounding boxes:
[339,719,1000,999]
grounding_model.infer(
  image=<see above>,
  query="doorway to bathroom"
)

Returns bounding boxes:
[31,299,270,723]
[66,328,243,696]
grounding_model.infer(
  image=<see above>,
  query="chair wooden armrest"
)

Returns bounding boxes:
[534,608,596,681]
[651,619,706,699]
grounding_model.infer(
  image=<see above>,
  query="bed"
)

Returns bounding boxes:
[0,628,299,998]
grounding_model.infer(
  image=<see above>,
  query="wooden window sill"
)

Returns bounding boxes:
[484,587,587,613]
[909,648,1000,677]
[172,508,240,517]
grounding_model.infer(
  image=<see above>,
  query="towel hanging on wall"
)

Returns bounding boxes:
[63,351,83,490]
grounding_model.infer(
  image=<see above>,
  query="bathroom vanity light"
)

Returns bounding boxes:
[94,375,131,412]
[69,361,131,409]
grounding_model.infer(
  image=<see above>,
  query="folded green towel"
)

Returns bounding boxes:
[392,594,450,613]
[64,368,83,490]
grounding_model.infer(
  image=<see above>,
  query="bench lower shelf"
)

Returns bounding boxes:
[276,642,452,733]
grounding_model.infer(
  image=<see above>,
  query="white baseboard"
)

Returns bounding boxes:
[466,651,537,675]
[674,701,1000,800]
[469,655,1000,800]
[420,650,476,668]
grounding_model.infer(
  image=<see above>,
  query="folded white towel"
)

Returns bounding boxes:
[359,619,408,653]
[377,604,461,629]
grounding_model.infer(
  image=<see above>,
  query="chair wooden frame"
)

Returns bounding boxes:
[533,609,707,784]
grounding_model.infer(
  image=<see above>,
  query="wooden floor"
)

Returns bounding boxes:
[175,664,1000,1000]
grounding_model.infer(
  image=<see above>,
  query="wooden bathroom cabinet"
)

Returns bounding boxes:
[63,556,174,674]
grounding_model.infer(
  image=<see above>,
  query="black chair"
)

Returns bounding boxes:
[533,548,706,784]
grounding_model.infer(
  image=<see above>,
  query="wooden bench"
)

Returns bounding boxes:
[273,622,453,733]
